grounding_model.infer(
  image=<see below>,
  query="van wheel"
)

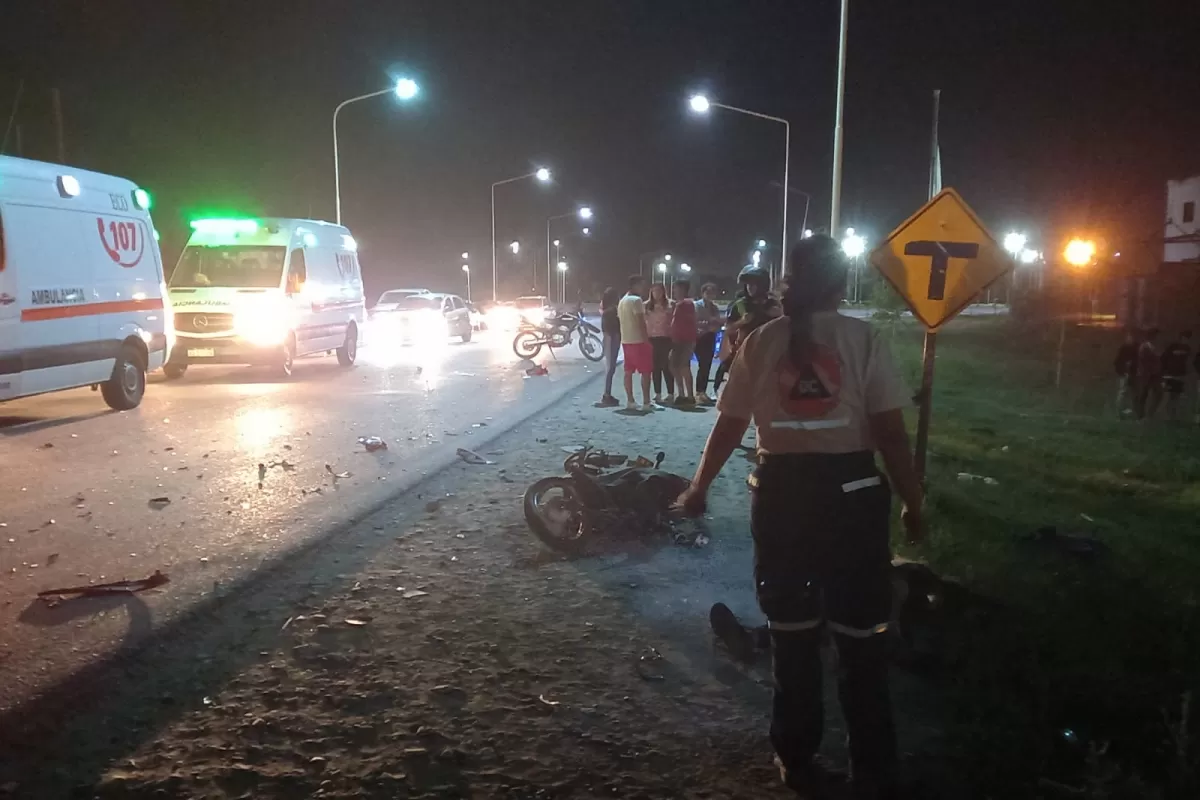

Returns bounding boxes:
[277,336,296,378]
[163,361,188,380]
[337,323,358,366]
[101,345,147,410]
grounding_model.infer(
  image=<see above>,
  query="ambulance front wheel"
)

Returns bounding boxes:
[101,344,147,411]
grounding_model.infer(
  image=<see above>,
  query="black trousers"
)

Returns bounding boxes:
[603,332,620,397]
[750,451,896,786]
[695,332,718,393]
[650,336,674,396]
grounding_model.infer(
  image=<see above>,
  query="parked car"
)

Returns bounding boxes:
[371,288,431,316]
[514,295,554,325]
[372,292,473,344]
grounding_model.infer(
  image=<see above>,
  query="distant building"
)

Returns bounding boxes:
[1164,176,1200,263]
[1118,176,1200,328]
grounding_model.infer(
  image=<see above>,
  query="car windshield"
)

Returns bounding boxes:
[170,246,286,289]
[394,296,439,311]
[515,297,547,309]
[378,290,425,304]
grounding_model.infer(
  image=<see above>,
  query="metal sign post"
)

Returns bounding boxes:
[869,188,1014,483]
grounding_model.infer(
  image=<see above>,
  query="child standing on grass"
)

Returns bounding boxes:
[669,279,698,406]
[645,283,675,404]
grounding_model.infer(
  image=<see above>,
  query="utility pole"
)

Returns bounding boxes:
[51,88,65,162]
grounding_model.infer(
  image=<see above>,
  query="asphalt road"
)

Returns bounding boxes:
[0,322,601,711]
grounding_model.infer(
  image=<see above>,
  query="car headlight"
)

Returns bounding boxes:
[236,309,291,346]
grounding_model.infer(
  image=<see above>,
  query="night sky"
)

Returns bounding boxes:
[3,0,1198,298]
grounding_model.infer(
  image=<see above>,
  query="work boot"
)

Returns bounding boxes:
[775,754,848,798]
[709,602,757,664]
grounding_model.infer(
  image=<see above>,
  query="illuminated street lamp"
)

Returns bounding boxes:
[841,229,866,258]
[757,239,768,249]
[332,77,421,224]
[557,260,569,305]
[802,228,814,239]
[657,262,668,285]
[547,206,593,296]
[680,263,692,273]
[689,93,791,275]
[461,263,471,301]
[1003,231,1028,257]
[491,166,553,301]
[1019,248,1039,265]
[581,227,591,236]
[751,249,762,266]
[510,240,520,255]
[1064,238,1096,268]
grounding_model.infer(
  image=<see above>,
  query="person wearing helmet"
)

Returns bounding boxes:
[678,235,923,799]
[712,263,782,395]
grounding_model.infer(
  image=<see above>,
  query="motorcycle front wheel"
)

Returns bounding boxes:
[513,331,544,359]
[579,332,604,362]
[523,477,591,555]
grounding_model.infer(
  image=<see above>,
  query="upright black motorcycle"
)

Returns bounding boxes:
[512,307,603,362]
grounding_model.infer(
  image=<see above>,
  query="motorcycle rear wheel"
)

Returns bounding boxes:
[513,331,544,359]
[523,477,591,555]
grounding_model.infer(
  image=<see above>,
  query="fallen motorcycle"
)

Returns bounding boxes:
[512,308,604,362]
[522,447,693,555]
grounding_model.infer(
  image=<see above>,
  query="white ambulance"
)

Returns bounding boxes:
[0,156,169,410]
[165,217,366,378]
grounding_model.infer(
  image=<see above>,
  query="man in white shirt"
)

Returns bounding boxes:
[617,275,653,412]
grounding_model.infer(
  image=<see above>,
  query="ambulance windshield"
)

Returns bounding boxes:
[170,246,286,289]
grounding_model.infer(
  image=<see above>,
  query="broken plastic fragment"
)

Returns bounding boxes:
[358,436,388,452]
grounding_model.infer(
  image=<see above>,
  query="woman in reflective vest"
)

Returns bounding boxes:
[679,234,923,799]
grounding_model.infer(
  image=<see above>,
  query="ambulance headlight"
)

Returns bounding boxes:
[236,310,291,346]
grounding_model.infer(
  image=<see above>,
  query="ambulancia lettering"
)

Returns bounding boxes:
[30,288,87,305]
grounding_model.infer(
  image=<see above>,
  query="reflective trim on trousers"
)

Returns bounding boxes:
[768,618,823,632]
[827,620,890,638]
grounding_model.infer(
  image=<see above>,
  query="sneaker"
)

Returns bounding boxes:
[625,401,639,412]
[653,395,662,404]
[641,403,655,413]
[675,395,697,407]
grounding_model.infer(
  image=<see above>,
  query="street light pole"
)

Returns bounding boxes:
[689,96,790,277]
[332,79,419,225]
[491,168,551,302]
[830,0,850,233]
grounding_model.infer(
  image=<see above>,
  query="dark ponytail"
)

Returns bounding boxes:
[782,235,848,367]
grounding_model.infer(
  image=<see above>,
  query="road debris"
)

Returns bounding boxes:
[538,694,561,706]
[956,472,999,486]
[455,448,494,465]
[344,618,370,627]
[358,436,388,452]
[525,365,549,377]
[37,570,169,598]
[148,496,171,509]
[401,589,429,599]
[325,465,351,480]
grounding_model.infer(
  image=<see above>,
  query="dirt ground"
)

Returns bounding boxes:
[1,378,944,799]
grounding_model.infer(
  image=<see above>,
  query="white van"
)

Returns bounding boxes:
[0,156,169,410]
[165,217,366,378]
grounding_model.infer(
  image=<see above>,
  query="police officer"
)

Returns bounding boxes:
[679,235,923,799]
